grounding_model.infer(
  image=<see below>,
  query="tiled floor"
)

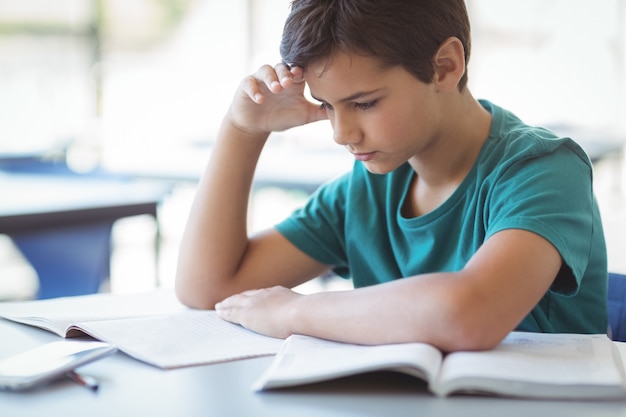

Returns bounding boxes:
[2,147,626,300]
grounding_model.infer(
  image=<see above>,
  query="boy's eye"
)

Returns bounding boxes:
[318,100,377,111]
[354,100,377,111]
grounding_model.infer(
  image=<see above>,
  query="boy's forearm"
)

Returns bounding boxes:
[287,274,510,352]
[175,116,269,308]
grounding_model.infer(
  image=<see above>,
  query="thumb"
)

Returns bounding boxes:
[307,102,329,124]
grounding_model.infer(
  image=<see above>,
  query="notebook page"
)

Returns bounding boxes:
[253,334,442,390]
[0,290,187,334]
[75,310,283,368]
[438,332,623,386]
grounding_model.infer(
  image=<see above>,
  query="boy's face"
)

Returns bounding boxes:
[304,51,443,175]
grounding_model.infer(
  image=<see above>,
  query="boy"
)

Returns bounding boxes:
[175,0,607,352]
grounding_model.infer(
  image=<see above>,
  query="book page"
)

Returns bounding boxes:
[0,290,187,336]
[73,310,284,368]
[253,334,443,390]
[433,332,625,398]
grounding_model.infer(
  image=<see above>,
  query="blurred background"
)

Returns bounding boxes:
[0,0,624,300]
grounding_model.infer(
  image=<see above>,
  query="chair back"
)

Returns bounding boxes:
[608,273,626,341]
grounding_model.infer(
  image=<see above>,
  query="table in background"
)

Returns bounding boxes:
[0,172,171,299]
[0,319,625,417]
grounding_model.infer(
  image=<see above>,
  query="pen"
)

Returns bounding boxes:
[65,370,99,392]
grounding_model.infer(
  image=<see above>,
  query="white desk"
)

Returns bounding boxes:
[1,319,625,417]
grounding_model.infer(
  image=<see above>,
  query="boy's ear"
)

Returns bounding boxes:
[432,37,466,92]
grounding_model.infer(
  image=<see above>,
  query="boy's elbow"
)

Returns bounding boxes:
[174,265,244,310]
[174,272,219,310]
[175,284,208,310]
[435,298,511,352]
[444,323,507,352]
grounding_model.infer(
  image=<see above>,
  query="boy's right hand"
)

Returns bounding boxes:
[227,63,328,136]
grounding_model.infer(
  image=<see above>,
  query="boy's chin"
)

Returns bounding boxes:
[360,161,401,176]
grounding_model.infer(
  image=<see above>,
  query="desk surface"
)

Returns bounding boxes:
[1,319,625,417]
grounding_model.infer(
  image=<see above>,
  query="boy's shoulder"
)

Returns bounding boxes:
[481,100,590,167]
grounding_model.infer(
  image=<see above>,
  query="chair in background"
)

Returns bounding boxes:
[0,155,169,299]
[608,272,626,342]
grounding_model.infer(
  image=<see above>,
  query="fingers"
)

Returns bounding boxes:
[214,287,282,321]
[215,291,250,316]
[241,76,265,104]
[241,63,302,104]
[214,301,235,322]
[214,286,298,339]
[214,290,262,327]
[214,296,237,322]
[273,63,295,89]
[232,63,321,133]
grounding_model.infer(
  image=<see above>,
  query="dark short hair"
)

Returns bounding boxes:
[280,0,471,90]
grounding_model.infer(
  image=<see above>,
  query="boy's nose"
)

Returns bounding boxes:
[332,114,362,146]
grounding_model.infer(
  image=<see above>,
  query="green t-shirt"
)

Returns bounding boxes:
[276,100,608,334]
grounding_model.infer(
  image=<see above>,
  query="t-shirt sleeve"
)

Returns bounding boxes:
[484,140,595,295]
[275,172,351,276]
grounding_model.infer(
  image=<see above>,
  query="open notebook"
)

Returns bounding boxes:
[0,290,283,369]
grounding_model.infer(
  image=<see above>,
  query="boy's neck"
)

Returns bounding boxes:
[408,91,491,186]
[403,92,491,217]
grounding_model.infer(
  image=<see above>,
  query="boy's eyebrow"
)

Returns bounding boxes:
[311,89,382,104]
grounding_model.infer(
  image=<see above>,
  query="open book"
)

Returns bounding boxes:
[253,332,626,400]
[0,290,283,369]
